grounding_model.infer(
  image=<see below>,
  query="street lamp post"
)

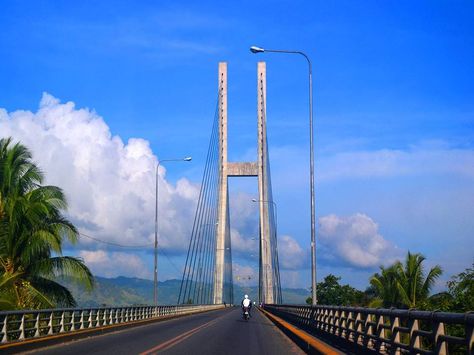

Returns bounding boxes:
[250,46,317,305]
[154,156,192,306]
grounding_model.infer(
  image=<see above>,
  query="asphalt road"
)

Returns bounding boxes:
[23,307,304,355]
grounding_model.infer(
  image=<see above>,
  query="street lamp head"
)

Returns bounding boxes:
[251,198,257,202]
[250,46,265,54]
[183,157,192,161]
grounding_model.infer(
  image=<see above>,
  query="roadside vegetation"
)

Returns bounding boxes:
[0,137,93,310]
[306,251,473,313]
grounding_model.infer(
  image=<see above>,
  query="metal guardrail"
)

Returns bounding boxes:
[0,304,224,344]
[263,304,474,354]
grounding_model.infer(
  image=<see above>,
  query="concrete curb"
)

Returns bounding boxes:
[259,307,341,355]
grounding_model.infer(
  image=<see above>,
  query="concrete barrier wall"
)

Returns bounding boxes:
[0,304,225,344]
[263,304,474,354]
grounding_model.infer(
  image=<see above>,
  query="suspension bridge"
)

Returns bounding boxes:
[0,63,472,355]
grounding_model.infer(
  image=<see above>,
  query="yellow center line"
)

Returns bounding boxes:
[139,312,227,355]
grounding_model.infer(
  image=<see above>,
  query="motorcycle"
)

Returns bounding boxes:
[242,306,250,321]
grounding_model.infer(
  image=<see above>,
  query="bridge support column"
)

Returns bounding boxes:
[212,61,277,305]
[257,62,274,304]
[214,62,229,305]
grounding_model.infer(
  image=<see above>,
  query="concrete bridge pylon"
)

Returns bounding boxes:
[213,62,278,305]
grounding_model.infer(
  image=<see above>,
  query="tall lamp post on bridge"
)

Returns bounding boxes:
[250,45,317,305]
[154,156,192,306]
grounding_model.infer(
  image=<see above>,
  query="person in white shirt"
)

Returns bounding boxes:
[241,294,252,317]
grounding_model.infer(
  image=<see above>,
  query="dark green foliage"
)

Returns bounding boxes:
[305,275,372,306]
[370,264,402,308]
[427,292,454,312]
[370,252,442,309]
[316,274,366,306]
[427,263,474,312]
[0,137,93,309]
[446,262,474,312]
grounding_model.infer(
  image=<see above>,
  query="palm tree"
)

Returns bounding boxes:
[395,252,442,309]
[370,252,442,309]
[0,137,93,310]
[370,264,400,308]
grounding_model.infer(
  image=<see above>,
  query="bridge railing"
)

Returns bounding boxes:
[263,304,474,354]
[0,304,224,344]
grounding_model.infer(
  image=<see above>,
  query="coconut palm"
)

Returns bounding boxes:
[0,137,93,310]
[370,264,401,308]
[395,252,442,309]
[370,252,442,309]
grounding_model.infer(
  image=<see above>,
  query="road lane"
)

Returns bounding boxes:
[23,307,303,355]
[158,307,304,355]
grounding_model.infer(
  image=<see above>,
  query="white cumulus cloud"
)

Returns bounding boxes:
[0,93,199,258]
[278,235,307,270]
[319,213,403,268]
[230,228,258,256]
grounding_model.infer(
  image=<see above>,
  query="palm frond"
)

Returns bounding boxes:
[0,137,94,310]
[29,277,76,307]
[0,271,22,288]
[421,265,443,298]
[30,256,94,290]
[18,281,56,309]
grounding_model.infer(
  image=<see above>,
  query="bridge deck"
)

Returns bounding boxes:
[27,307,304,355]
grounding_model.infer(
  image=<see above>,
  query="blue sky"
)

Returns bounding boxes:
[1,1,473,293]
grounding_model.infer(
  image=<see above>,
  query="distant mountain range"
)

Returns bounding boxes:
[60,276,309,307]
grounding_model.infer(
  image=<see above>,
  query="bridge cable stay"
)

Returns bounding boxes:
[189,119,219,304]
[178,111,217,304]
[178,100,220,304]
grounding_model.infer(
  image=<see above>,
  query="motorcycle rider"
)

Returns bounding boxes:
[241,294,252,318]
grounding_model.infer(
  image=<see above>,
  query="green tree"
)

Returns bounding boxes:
[370,252,442,309]
[306,274,366,306]
[427,292,454,312]
[0,137,93,310]
[446,262,474,312]
[370,264,400,307]
[395,252,442,309]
